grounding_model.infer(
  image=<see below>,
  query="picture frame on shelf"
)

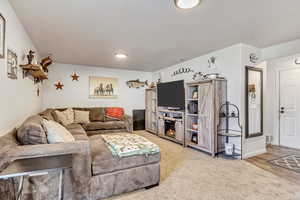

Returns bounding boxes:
[0,14,6,58]
[7,49,18,79]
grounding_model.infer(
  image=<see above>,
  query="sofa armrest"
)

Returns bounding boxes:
[123,114,133,133]
[4,141,92,200]
[9,141,89,160]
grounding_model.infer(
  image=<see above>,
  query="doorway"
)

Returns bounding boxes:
[279,67,300,149]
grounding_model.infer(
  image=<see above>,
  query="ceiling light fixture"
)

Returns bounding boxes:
[114,53,127,59]
[175,0,201,9]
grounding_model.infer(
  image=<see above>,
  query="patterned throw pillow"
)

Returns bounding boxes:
[41,119,75,144]
[74,110,90,124]
[54,108,74,126]
[105,107,124,121]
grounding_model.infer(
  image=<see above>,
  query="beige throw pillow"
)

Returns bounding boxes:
[41,119,75,143]
[54,108,74,126]
[74,110,90,124]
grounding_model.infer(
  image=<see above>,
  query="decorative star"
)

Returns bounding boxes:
[71,73,79,81]
[54,82,64,90]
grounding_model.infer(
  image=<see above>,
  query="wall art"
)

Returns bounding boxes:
[89,76,118,98]
[171,67,194,77]
[126,79,148,88]
[7,49,18,79]
[0,14,6,58]
[54,81,64,90]
[71,72,79,81]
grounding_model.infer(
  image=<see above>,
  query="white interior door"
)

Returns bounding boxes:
[279,68,300,149]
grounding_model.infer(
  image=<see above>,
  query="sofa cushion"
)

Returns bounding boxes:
[41,120,75,144]
[83,121,126,131]
[89,108,105,122]
[39,109,55,121]
[17,115,48,145]
[90,135,160,175]
[74,110,90,124]
[66,123,87,136]
[53,108,74,126]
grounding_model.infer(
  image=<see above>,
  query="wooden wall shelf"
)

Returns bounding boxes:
[20,64,48,83]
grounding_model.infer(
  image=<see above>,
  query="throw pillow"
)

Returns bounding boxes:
[54,108,74,126]
[105,107,124,121]
[74,110,90,124]
[89,108,105,122]
[17,115,48,145]
[41,119,75,143]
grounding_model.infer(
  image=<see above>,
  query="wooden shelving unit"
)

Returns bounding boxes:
[145,88,158,134]
[19,51,49,84]
[185,79,227,156]
[20,64,48,83]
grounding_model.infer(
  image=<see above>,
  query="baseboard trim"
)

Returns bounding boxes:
[243,148,267,159]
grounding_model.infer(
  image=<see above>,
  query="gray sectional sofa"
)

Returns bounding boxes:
[0,107,160,200]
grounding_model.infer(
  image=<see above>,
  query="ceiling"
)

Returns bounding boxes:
[9,0,300,72]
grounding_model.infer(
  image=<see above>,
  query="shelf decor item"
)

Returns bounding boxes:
[0,14,5,58]
[40,55,53,72]
[7,49,18,79]
[191,133,198,143]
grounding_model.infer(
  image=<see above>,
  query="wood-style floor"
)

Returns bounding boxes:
[247,145,300,185]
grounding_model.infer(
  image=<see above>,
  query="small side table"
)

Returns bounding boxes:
[0,154,72,200]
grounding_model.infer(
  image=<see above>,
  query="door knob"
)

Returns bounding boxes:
[280,110,285,114]
[281,107,285,110]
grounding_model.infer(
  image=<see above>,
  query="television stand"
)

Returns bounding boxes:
[157,109,185,145]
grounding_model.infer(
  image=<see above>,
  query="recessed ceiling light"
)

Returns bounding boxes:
[114,53,127,59]
[175,0,201,9]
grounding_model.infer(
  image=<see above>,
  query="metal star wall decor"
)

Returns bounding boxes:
[54,82,64,90]
[71,72,79,81]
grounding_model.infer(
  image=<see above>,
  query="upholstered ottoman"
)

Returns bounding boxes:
[89,133,161,200]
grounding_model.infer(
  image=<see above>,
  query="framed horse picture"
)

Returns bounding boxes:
[89,76,118,98]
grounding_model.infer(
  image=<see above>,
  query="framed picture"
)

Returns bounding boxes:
[89,76,118,98]
[0,14,5,58]
[7,49,18,79]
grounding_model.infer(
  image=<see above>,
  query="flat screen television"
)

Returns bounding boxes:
[157,80,185,110]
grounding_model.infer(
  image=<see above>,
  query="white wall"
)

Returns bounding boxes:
[153,44,243,108]
[262,39,300,61]
[42,63,152,115]
[0,0,41,136]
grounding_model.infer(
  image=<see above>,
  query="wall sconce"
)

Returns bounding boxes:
[295,58,300,65]
[250,53,259,64]
[208,56,216,69]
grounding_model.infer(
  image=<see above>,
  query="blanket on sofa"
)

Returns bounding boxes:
[102,133,160,158]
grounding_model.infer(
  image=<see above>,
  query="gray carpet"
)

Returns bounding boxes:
[107,131,300,200]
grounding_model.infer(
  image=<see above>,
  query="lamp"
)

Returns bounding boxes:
[175,0,201,9]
